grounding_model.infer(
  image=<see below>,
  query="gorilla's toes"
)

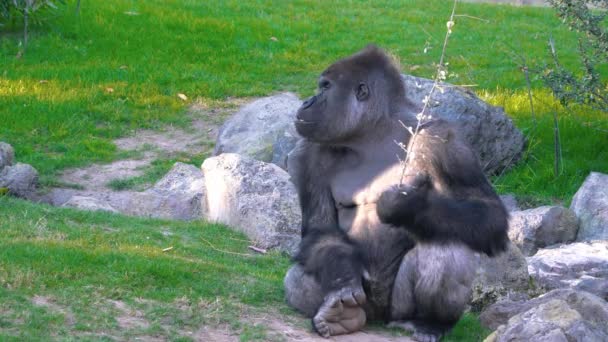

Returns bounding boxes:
[312,288,366,337]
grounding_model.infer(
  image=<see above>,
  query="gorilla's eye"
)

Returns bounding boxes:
[319,80,331,90]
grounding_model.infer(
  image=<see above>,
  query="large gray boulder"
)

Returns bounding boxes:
[0,142,14,171]
[0,163,39,198]
[201,153,301,255]
[402,75,525,175]
[470,242,530,311]
[61,162,205,220]
[508,206,578,256]
[481,289,608,331]
[571,172,608,241]
[527,241,608,300]
[484,289,608,342]
[213,93,302,169]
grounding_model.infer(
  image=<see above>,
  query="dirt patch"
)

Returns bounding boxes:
[191,326,239,342]
[58,101,243,191]
[31,295,76,327]
[248,310,414,342]
[60,158,154,191]
[110,299,150,330]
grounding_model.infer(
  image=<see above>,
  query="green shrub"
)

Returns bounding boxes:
[542,0,608,112]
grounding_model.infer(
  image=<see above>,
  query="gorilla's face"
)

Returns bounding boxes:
[295,65,371,144]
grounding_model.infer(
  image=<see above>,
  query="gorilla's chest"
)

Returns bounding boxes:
[330,159,403,235]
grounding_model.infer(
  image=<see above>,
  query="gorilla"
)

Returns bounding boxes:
[284,45,509,342]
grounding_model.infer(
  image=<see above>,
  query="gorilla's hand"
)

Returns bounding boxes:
[312,286,367,338]
[377,175,430,227]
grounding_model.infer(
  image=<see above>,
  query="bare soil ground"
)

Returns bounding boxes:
[58,100,245,191]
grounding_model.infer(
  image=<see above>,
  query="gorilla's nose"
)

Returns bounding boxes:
[301,95,316,110]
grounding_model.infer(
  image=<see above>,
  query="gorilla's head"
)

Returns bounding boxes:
[295,45,408,144]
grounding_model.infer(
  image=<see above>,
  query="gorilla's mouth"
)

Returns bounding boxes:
[295,118,317,125]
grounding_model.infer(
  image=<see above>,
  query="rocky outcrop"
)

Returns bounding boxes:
[213,93,301,170]
[526,241,608,300]
[571,172,608,241]
[508,206,578,256]
[470,242,530,311]
[201,153,301,255]
[60,162,205,220]
[483,289,608,342]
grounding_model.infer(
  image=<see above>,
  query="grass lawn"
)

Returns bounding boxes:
[1,0,607,340]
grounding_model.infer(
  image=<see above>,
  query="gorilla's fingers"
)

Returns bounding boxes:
[352,288,367,306]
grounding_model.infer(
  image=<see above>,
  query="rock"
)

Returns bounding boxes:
[0,163,39,198]
[470,242,530,311]
[0,142,14,171]
[508,206,578,256]
[213,93,302,169]
[527,241,608,300]
[60,163,205,220]
[62,196,119,213]
[201,153,301,255]
[499,194,519,212]
[151,162,205,195]
[402,75,525,175]
[484,289,608,342]
[571,172,608,241]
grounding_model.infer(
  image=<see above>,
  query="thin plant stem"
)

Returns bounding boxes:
[399,0,458,185]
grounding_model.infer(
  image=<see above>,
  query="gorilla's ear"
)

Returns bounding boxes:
[356,83,370,101]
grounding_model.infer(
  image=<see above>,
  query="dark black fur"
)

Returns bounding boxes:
[286,45,509,340]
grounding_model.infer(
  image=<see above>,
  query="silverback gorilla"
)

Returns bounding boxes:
[283,46,509,342]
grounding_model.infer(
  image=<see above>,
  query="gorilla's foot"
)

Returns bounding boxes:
[387,320,450,342]
[312,287,366,338]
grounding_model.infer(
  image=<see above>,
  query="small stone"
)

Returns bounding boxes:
[0,142,14,171]
[0,163,38,198]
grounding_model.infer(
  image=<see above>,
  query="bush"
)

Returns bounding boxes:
[542,0,608,112]
[0,0,64,48]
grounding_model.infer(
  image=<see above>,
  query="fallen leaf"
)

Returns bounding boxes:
[177,93,188,101]
[409,65,421,71]
[106,87,114,93]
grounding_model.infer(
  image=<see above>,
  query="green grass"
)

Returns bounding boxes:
[0,0,585,180]
[0,196,291,340]
[487,89,608,206]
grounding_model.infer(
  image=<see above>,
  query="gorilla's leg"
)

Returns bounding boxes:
[284,265,366,337]
[390,244,476,342]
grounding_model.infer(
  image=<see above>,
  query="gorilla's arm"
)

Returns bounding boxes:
[290,142,366,292]
[377,123,509,257]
